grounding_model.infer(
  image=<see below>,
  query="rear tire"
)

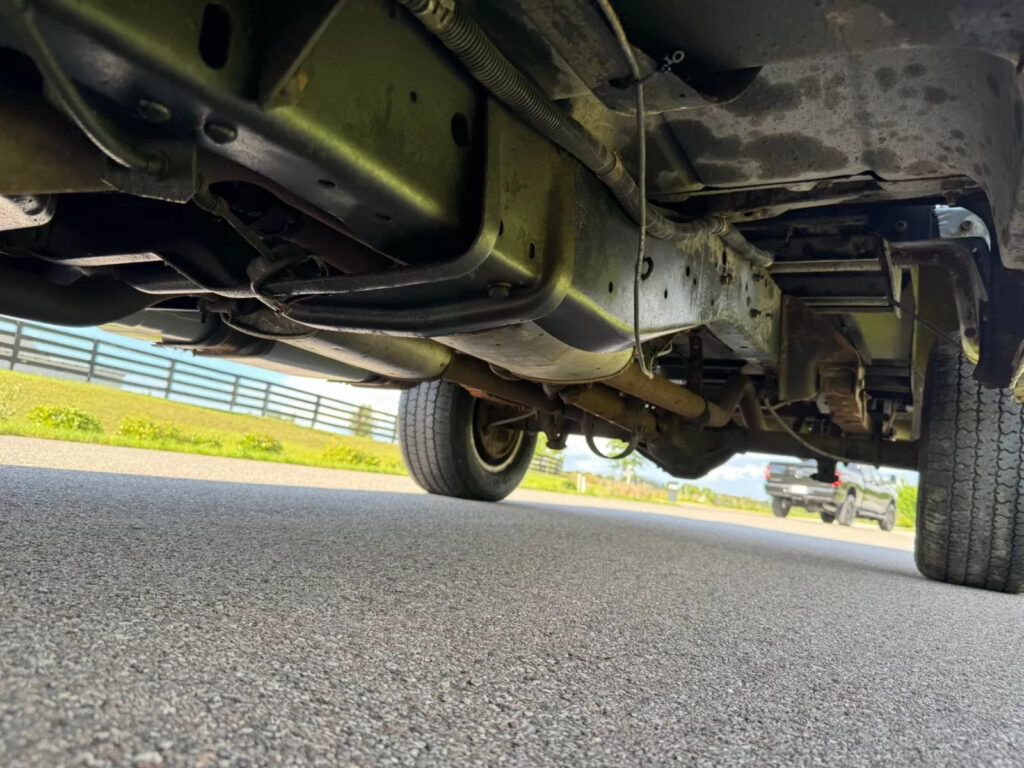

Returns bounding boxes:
[879,503,896,532]
[771,497,792,517]
[398,379,537,502]
[915,344,1024,592]
[836,493,857,526]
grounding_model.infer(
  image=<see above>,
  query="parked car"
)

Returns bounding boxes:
[765,461,898,531]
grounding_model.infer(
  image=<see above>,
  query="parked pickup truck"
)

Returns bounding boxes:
[765,462,898,531]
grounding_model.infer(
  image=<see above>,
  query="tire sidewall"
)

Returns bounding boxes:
[837,493,856,526]
[880,503,896,532]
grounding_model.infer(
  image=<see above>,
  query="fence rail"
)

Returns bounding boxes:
[0,318,562,474]
[0,317,400,443]
[530,452,563,475]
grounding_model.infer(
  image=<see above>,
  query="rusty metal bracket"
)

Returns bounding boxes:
[778,296,870,433]
[818,365,870,434]
[559,384,657,437]
[889,239,987,363]
[443,354,560,414]
[101,140,197,204]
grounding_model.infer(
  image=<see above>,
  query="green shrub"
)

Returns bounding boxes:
[896,484,917,528]
[116,417,221,448]
[321,442,379,468]
[184,434,222,449]
[117,417,182,442]
[26,405,102,433]
[320,442,404,473]
[238,431,282,454]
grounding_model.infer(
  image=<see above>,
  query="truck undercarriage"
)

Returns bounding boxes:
[1,0,1023,590]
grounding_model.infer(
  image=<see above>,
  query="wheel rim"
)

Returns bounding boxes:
[470,400,525,474]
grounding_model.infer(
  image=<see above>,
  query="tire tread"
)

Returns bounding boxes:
[916,344,1024,592]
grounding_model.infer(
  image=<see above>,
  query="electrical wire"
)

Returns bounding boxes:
[891,297,961,347]
[582,412,638,459]
[220,314,316,341]
[592,0,652,377]
[763,399,854,463]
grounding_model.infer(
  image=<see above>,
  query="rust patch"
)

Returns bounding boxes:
[874,67,897,91]
[722,77,805,124]
[923,86,952,104]
[861,147,901,174]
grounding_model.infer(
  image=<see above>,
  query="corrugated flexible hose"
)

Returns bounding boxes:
[397,0,773,268]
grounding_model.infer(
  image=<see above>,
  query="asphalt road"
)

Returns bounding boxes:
[2,442,1023,766]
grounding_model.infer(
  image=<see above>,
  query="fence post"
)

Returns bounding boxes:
[261,382,271,416]
[229,376,240,411]
[350,404,374,437]
[311,394,322,428]
[85,339,99,382]
[164,360,176,399]
[9,321,24,370]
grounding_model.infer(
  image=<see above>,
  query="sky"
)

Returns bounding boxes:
[46,321,918,500]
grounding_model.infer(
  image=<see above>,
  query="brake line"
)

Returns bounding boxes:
[763,400,854,463]
[593,0,652,377]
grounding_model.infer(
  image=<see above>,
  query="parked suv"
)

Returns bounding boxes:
[765,462,898,531]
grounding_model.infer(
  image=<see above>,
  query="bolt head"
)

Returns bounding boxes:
[203,121,238,144]
[137,98,171,124]
[959,219,974,231]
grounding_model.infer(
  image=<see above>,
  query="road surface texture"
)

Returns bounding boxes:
[1,438,1022,766]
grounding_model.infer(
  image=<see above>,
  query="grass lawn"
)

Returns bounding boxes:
[0,369,407,474]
